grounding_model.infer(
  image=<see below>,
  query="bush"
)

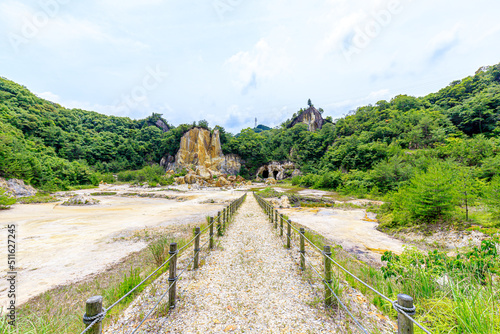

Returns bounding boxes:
[313,171,343,189]
[386,163,457,225]
[0,189,16,209]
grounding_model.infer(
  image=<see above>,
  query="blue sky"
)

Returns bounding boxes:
[1,0,499,134]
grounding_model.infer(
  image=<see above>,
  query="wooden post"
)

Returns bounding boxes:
[209,217,214,249]
[83,296,103,334]
[280,216,284,236]
[299,228,305,270]
[193,227,200,269]
[324,245,332,307]
[397,294,414,334]
[223,208,226,227]
[168,243,178,308]
[219,211,223,233]
[274,210,278,229]
[217,216,222,236]
[286,219,292,249]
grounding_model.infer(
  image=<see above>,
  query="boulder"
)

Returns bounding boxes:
[236,175,245,183]
[265,178,277,185]
[216,176,230,187]
[280,195,291,208]
[196,166,212,180]
[175,177,186,185]
[184,173,198,185]
[227,175,236,182]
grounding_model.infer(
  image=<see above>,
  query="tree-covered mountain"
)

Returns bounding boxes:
[1,62,500,218]
[0,77,195,190]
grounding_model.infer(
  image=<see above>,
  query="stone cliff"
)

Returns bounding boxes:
[288,106,325,131]
[256,161,300,181]
[162,127,242,176]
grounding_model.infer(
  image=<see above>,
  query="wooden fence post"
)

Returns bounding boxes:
[223,208,226,227]
[209,217,214,249]
[324,245,332,307]
[397,294,414,334]
[193,227,200,270]
[168,243,178,308]
[217,218,222,236]
[299,228,305,270]
[218,211,223,233]
[280,216,284,236]
[274,210,278,229]
[286,219,292,249]
[83,296,103,334]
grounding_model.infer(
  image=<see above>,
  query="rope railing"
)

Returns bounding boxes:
[80,193,247,334]
[253,192,432,334]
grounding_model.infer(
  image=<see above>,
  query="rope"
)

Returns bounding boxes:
[80,310,107,334]
[255,193,432,334]
[129,232,211,333]
[80,194,246,334]
[300,253,369,334]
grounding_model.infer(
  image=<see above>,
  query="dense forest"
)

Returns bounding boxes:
[1,63,500,227]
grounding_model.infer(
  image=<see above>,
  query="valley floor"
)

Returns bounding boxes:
[0,184,242,310]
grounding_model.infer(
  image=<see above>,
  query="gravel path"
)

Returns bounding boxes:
[105,193,395,333]
[156,194,337,333]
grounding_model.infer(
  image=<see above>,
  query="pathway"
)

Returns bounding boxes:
[155,194,337,333]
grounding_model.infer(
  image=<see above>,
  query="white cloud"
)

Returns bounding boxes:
[426,24,460,61]
[225,38,292,94]
[36,91,62,103]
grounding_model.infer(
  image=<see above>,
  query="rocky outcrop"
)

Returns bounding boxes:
[269,195,291,208]
[155,119,170,132]
[288,106,325,131]
[0,177,37,198]
[256,161,299,181]
[164,127,242,176]
[62,194,99,206]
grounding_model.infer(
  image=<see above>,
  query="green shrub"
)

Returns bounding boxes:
[0,189,16,209]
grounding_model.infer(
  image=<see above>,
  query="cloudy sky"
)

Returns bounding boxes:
[1,0,499,134]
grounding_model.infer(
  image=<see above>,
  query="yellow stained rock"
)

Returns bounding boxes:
[224,325,236,332]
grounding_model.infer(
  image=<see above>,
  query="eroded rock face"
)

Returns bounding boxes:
[0,178,37,198]
[256,161,298,181]
[165,127,242,176]
[288,106,325,131]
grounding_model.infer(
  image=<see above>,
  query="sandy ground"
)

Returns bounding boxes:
[0,184,244,311]
[279,207,405,265]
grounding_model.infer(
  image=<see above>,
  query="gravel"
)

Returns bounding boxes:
[105,194,395,333]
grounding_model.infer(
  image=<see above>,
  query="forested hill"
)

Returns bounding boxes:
[1,63,500,197]
[225,64,500,176]
[0,77,197,190]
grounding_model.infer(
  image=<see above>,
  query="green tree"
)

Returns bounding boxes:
[454,167,482,221]
[390,163,457,224]
[485,175,500,220]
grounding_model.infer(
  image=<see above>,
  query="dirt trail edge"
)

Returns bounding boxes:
[106,194,357,333]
